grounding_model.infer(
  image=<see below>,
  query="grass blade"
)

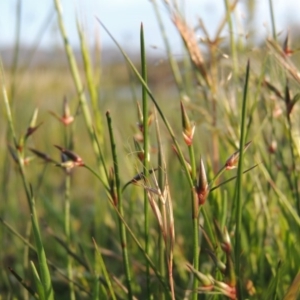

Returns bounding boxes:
[234,60,250,298]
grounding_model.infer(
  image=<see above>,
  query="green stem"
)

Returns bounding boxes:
[23,221,32,300]
[53,0,106,181]
[96,19,193,190]
[106,111,133,300]
[268,0,277,41]
[140,24,152,299]
[192,201,199,300]
[155,112,166,300]
[151,0,184,95]
[92,238,117,300]
[0,218,91,296]
[64,174,75,300]
[112,202,172,299]
[234,60,250,298]
[1,61,54,299]
[187,145,199,300]
[77,20,104,147]
[224,0,238,81]
[286,120,300,216]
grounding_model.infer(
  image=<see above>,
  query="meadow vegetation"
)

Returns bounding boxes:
[0,0,300,299]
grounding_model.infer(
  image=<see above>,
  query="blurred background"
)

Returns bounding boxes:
[1,0,300,63]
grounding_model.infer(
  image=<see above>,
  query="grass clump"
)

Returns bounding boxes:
[0,0,300,299]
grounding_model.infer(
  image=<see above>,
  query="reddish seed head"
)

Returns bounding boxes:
[54,145,84,166]
[25,123,43,139]
[62,97,74,125]
[182,125,195,146]
[225,141,252,170]
[30,148,57,164]
[215,281,236,299]
[197,157,208,205]
[180,101,195,146]
[283,33,294,57]
[49,98,74,126]
[268,140,277,154]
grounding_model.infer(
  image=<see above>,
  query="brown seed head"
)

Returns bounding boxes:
[225,141,252,170]
[180,101,195,146]
[197,157,208,205]
[54,145,84,166]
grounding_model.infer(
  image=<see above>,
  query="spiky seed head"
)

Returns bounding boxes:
[225,253,236,288]
[182,126,195,146]
[268,140,277,154]
[197,157,208,205]
[54,145,84,167]
[30,108,39,128]
[221,227,232,254]
[283,33,293,56]
[225,141,252,170]
[25,123,43,140]
[23,108,43,141]
[62,97,74,125]
[180,101,195,146]
[187,264,213,288]
[133,138,145,161]
[49,98,74,126]
[29,148,57,164]
[136,101,144,132]
[214,220,232,255]
[215,280,236,299]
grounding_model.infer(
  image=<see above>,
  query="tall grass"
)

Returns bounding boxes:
[1,0,300,299]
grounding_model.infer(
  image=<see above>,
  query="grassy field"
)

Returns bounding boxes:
[1,1,300,299]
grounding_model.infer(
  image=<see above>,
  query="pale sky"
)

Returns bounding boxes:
[0,0,299,55]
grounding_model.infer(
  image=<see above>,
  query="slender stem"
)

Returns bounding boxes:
[96,19,193,190]
[286,120,300,216]
[64,174,75,300]
[23,221,31,300]
[83,165,110,193]
[155,111,166,300]
[268,0,277,41]
[224,0,238,81]
[92,238,117,300]
[151,0,184,95]
[191,190,199,300]
[140,24,152,299]
[187,144,199,300]
[77,20,104,147]
[111,202,172,299]
[234,60,250,298]
[106,111,133,300]
[1,218,91,296]
[1,60,54,300]
[53,0,106,182]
